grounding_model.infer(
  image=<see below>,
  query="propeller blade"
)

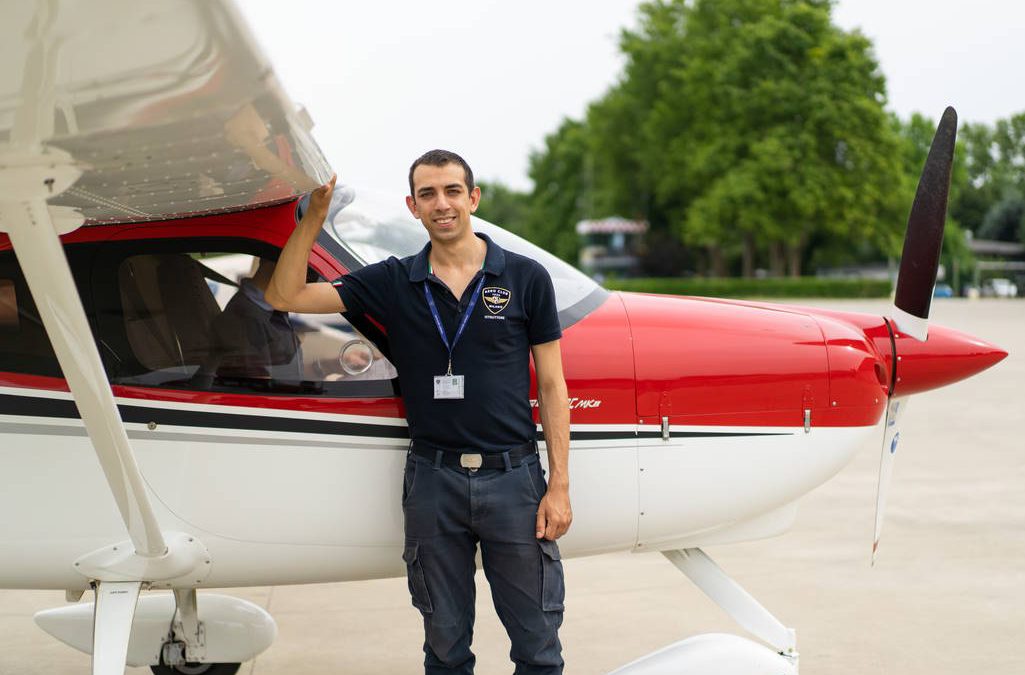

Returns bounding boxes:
[872,397,908,565]
[891,107,958,341]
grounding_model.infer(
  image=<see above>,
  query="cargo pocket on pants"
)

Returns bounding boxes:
[403,541,434,614]
[538,539,565,611]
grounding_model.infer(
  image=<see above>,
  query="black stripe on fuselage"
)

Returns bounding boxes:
[633,431,792,439]
[549,430,794,441]
[0,393,409,439]
[0,393,794,442]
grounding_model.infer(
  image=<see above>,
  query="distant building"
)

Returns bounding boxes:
[576,217,648,279]
[968,237,1025,273]
[967,236,1025,296]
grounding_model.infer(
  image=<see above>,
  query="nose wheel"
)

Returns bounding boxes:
[151,663,241,675]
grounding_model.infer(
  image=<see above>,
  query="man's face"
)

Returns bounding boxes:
[405,163,480,243]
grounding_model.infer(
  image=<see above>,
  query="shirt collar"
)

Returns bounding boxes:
[240,278,274,312]
[407,231,506,283]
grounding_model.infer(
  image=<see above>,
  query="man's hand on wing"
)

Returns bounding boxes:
[305,174,337,225]
[265,174,347,314]
[536,483,572,540]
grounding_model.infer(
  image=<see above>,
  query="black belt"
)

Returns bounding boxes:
[409,440,538,470]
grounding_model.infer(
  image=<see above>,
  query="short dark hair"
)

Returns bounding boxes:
[408,149,475,197]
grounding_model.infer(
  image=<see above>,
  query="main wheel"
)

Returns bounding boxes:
[150,663,241,675]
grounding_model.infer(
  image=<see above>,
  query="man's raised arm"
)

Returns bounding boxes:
[265,175,346,314]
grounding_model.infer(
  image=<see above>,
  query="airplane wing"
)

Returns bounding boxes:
[0,0,331,227]
[0,2,331,673]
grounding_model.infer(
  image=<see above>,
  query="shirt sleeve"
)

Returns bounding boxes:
[526,263,562,345]
[332,259,394,328]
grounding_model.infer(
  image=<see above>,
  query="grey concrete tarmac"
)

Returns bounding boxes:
[1,299,1022,674]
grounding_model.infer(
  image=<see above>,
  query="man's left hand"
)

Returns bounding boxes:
[536,486,572,540]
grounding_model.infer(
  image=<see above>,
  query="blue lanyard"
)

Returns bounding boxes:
[424,272,486,375]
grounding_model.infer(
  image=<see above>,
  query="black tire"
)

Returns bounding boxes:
[150,663,241,675]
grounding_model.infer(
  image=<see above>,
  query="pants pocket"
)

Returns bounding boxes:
[402,455,417,506]
[538,539,565,612]
[402,541,434,614]
[524,458,547,502]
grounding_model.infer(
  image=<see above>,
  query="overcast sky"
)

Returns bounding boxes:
[239,1,1024,194]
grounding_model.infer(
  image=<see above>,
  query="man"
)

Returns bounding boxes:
[209,258,302,382]
[266,149,572,674]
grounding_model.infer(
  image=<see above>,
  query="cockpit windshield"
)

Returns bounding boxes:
[319,188,608,327]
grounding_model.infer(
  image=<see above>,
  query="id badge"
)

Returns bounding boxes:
[434,374,465,399]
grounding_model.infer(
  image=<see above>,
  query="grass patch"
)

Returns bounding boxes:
[605,276,892,298]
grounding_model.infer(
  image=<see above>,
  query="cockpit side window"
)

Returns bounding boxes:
[0,247,95,380]
[93,238,398,398]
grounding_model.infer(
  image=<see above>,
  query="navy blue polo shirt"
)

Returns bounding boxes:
[333,232,562,452]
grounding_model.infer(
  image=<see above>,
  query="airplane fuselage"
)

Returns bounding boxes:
[2,199,998,591]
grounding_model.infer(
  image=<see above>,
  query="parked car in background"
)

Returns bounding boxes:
[983,278,1019,298]
[933,283,954,298]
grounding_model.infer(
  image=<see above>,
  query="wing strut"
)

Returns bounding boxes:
[3,198,167,557]
[0,0,169,558]
[0,192,211,674]
[0,19,210,665]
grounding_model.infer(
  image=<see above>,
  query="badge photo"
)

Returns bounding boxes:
[482,287,511,315]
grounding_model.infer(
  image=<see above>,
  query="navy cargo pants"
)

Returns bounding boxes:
[402,450,565,674]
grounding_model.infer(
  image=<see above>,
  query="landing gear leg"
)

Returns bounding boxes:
[610,549,799,674]
[663,548,799,669]
[151,590,242,675]
[92,581,142,675]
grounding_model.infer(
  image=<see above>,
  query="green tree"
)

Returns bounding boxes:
[474,180,531,236]
[893,112,974,289]
[521,0,1007,278]
[525,118,593,262]
[979,195,1025,242]
[645,0,903,276]
[992,113,1025,197]
[586,0,690,225]
[951,113,1025,239]
[951,122,1001,233]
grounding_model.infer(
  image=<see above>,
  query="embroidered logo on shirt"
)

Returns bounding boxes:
[482,287,511,315]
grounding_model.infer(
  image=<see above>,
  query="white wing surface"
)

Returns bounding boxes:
[0,3,327,671]
[0,0,331,225]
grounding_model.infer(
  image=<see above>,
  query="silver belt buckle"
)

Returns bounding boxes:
[459,453,483,470]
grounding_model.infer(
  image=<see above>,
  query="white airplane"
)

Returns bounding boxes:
[0,2,1008,674]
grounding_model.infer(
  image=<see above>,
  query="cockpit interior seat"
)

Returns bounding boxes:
[118,253,222,372]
